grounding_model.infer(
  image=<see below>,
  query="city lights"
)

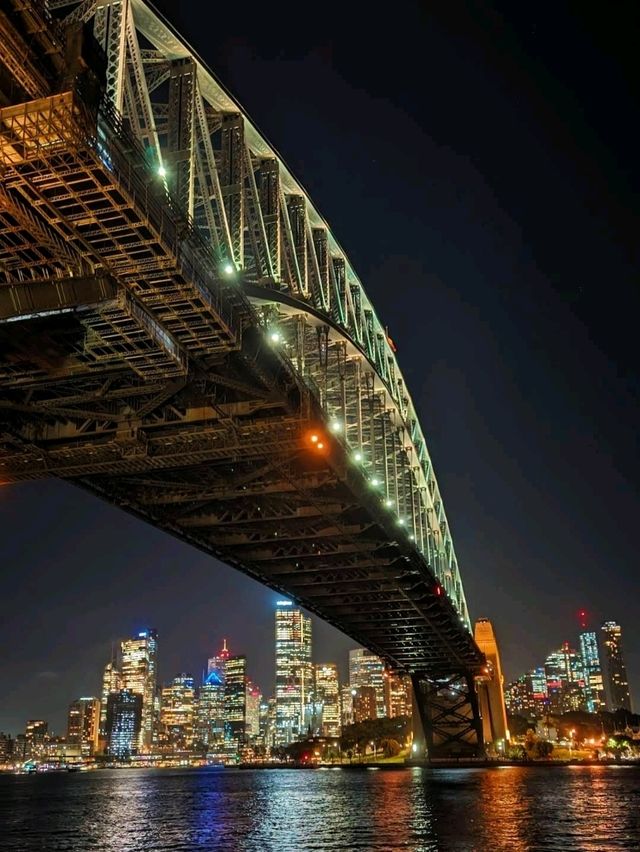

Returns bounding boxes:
[157,164,166,177]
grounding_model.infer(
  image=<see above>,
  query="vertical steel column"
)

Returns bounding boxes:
[220,114,245,267]
[167,58,195,219]
[93,0,127,113]
[411,671,484,760]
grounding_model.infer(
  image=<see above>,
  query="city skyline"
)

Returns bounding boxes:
[1,597,634,737]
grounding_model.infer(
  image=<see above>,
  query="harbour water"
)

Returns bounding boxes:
[1,765,639,851]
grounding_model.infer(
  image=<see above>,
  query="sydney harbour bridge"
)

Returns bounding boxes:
[0,0,507,758]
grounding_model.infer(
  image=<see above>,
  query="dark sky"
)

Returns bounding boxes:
[1,1,638,734]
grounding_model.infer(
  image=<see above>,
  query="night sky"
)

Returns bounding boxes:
[1,1,638,734]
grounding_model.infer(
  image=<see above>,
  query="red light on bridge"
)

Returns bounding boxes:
[434,584,442,596]
[305,430,328,453]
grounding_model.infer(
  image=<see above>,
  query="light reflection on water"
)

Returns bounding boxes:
[0,765,639,851]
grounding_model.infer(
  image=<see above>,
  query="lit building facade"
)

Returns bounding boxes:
[579,630,606,713]
[384,670,412,718]
[105,690,143,759]
[601,622,632,712]
[224,653,247,751]
[340,685,354,727]
[24,720,48,759]
[349,649,385,718]
[246,681,262,742]
[120,629,158,751]
[352,686,377,723]
[504,668,548,718]
[160,674,195,749]
[314,663,341,737]
[275,601,313,745]
[544,642,587,714]
[99,660,122,738]
[67,697,100,756]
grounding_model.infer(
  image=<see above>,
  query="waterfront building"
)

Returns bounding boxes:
[24,720,48,759]
[314,663,341,737]
[160,674,195,750]
[383,670,412,718]
[99,660,122,738]
[352,685,378,723]
[105,689,142,759]
[67,697,100,756]
[275,601,313,745]
[601,621,632,712]
[504,668,547,718]
[224,653,247,752]
[120,628,158,751]
[196,675,226,750]
[544,642,587,714]
[349,649,385,718]
[578,629,607,713]
[0,733,14,764]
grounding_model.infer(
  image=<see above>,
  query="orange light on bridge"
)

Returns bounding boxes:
[305,430,328,453]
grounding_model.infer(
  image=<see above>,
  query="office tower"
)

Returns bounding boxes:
[67,697,100,756]
[504,668,548,718]
[349,649,385,718]
[383,670,412,719]
[24,720,48,759]
[121,628,158,751]
[245,681,262,741]
[160,674,195,750]
[207,638,230,679]
[224,653,247,751]
[314,663,341,737]
[341,685,354,727]
[578,622,606,713]
[601,621,632,712]
[106,690,143,759]
[544,642,587,714]
[0,733,13,764]
[352,686,377,723]
[275,600,313,745]
[100,660,122,737]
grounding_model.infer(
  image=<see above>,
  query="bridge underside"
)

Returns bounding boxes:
[0,0,486,756]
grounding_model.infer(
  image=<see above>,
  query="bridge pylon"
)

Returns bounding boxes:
[410,669,485,760]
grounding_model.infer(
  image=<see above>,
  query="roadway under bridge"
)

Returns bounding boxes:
[0,0,505,758]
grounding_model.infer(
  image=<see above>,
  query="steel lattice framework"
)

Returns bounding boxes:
[0,0,486,737]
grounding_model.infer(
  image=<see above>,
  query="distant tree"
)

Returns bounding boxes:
[380,738,402,757]
[534,740,553,759]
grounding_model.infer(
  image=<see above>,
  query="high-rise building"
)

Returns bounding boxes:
[246,681,262,742]
[314,663,341,737]
[105,690,142,759]
[504,668,548,718]
[352,686,377,723]
[349,649,385,718]
[601,622,632,712]
[100,660,122,738]
[224,653,247,751]
[196,645,227,749]
[24,720,48,759]
[67,697,100,757]
[121,628,158,751]
[160,674,195,750]
[340,685,354,728]
[275,601,313,745]
[383,670,412,719]
[578,629,606,713]
[544,642,587,714]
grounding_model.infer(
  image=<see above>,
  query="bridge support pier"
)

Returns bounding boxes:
[411,671,485,761]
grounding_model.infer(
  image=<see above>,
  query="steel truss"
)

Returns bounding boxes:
[0,1,484,682]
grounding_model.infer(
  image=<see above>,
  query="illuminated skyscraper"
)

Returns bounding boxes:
[99,659,122,738]
[246,681,262,742]
[24,720,48,759]
[67,697,100,757]
[224,653,247,752]
[120,628,158,751]
[275,601,313,745]
[349,649,385,718]
[601,621,632,712]
[352,686,377,723]
[544,642,587,713]
[383,670,412,719]
[578,631,606,713]
[196,641,228,749]
[106,690,142,759]
[314,663,341,737]
[160,674,195,750]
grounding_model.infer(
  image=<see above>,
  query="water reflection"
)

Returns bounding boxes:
[0,765,639,851]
